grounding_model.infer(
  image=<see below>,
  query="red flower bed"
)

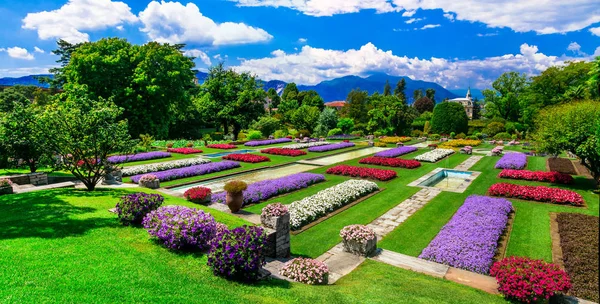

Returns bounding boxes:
[222,154,270,163]
[488,183,584,206]
[183,187,212,203]
[359,157,421,169]
[491,257,571,303]
[206,144,237,149]
[498,169,573,184]
[326,165,397,181]
[167,148,203,154]
[260,148,307,157]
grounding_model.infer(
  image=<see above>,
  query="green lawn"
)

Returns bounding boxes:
[0,168,73,177]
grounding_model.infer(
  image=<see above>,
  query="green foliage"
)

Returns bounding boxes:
[273,130,287,138]
[266,88,281,108]
[394,79,407,102]
[425,88,436,102]
[251,116,281,137]
[337,118,355,133]
[493,132,511,140]
[430,102,468,134]
[139,134,154,152]
[343,89,369,124]
[411,129,423,137]
[450,132,456,138]
[483,72,528,122]
[413,97,434,114]
[291,105,320,132]
[483,122,505,136]
[423,121,431,134]
[413,89,423,101]
[367,94,416,136]
[297,90,325,110]
[327,128,343,136]
[456,132,466,139]
[588,56,600,97]
[313,108,338,137]
[281,83,299,103]
[383,80,392,96]
[247,130,263,140]
[276,99,298,123]
[0,86,30,113]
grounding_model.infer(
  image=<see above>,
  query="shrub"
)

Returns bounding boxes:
[450,132,456,138]
[186,142,194,148]
[143,206,217,250]
[273,129,287,138]
[414,96,434,113]
[251,116,281,137]
[115,193,164,226]
[483,122,505,136]
[351,130,364,136]
[247,130,263,140]
[222,154,270,163]
[411,129,423,137]
[429,134,441,141]
[327,128,343,137]
[298,129,311,138]
[237,132,247,140]
[493,132,511,140]
[337,118,354,133]
[491,257,571,303]
[0,178,14,187]
[373,131,383,137]
[431,102,468,134]
[166,142,174,148]
[262,203,289,217]
[224,180,247,193]
[207,225,267,281]
[183,187,212,202]
[280,258,329,285]
[456,132,466,139]
[211,132,224,140]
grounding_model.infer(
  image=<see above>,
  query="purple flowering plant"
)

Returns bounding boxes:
[244,138,292,147]
[308,142,355,152]
[279,258,329,285]
[494,152,527,170]
[108,151,171,164]
[131,161,240,183]
[143,206,217,250]
[373,146,417,158]
[115,193,164,226]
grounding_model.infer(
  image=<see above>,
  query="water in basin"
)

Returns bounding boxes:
[418,169,474,191]
[203,149,256,158]
[302,147,388,166]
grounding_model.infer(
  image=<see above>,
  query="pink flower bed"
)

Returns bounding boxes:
[498,169,573,184]
[488,183,584,206]
[167,148,203,154]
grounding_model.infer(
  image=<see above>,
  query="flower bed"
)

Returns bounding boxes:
[260,148,307,157]
[359,157,421,169]
[279,258,329,285]
[222,154,270,163]
[166,148,203,154]
[281,142,331,149]
[212,173,325,206]
[498,169,573,184]
[419,195,512,274]
[326,165,397,181]
[494,152,527,170]
[373,146,417,158]
[244,138,292,147]
[143,206,217,250]
[115,193,164,226]
[130,161,240,183]
[183,187,212,204]
[289,179,379,230]
[206,144,237,149]
[439,139,482,148]
[308,142,355,152]
[491,257,571,303]
[414,149,454,162]
[488,183,584,206]
[121,158,211,176]
[108,151,171,164]
[380,136,412,143]
[548,157,578,175]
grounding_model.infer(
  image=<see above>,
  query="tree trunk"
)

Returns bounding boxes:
[28,161,37,173]
[233,124,242,141]
[83,179,96,191]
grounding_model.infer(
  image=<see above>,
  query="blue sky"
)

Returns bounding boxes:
[0,0,599,89]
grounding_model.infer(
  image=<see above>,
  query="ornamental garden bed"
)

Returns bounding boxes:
[222,154,270,163]
[414,149,455,163]
[131,161,241,183]
[206,144,237,149]
[488,183,584,206]
[547,157,578,175]
[260,148,307,157]
[373,146,417,158]
[166,148,203,154]
[121,158,211,176]
[244,138,292,147]
[325,165,397,181]
[281,142,331,149]
[308,142,355,152]
[359,157,421,169]
[497,169,573,184]
[494,153,527,170]
[108,151,171,164]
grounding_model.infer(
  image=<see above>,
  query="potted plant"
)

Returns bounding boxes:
[261,203,289,229]
[183,187,212,205]
[0,178,14,195]
[224,180,247,213]
[340,224,377,256]
[138,174,160,189]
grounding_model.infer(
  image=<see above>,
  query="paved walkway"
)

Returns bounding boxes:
[454,155,483,171]
[14,181,79,193]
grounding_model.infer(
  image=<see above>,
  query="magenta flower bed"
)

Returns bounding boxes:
[308,142,355,152]
[494,152,527,170]
[244,138,292,147]
[108,151,171,164]
[212,173,325,206]
[374,146,417,158]
[419,195,513,274]
[131,161,240,183]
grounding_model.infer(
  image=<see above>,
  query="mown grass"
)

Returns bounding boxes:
[0,168,73,177]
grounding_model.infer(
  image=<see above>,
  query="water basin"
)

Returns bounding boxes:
[409,168,480,193]
[299,147,388,166]
[203,149,256,158]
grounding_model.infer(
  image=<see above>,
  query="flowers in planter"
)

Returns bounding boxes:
[0,178,13,187]
[206,144,237,149]
[308,142,355,152]
[498,169,573,184]
[380,136,412,143]
[279,258,329,285]
[359,157,421,169]
[419,195,513,274]
[262,203,289,217]
[340,224,377,243]
[491,257,571,303]
[491,146,504,156]
[121,158,211,176]
[260,148,307,157]
[138,174,158,183]
[207,225,267,281]
[261,203,290,229]
[115,193,164,226]
[326,165,397,181]
[414,148,455,162]
[281,142,331,149]
[108,151,171,164]
[374,146,417,158]
[143,206,217,250]
[223,180,248,193]
[244,138,292,147]
[183,187,212,204]
[494,152,527,169]
[289,180,379,230]
[488,183,584,206]
[166,148,203,154]
[212,173,325,206]
[130,161,240,183]
[222,154,270,163]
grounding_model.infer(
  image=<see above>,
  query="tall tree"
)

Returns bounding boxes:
[413,89,423,102]
[413,96,434,114]
[266,88,281,108]
[430,102,468,134]
[394,79,407,102]
[297,90,325,110]
[425,88,436,102]
[314,107,339,136]
[589,56,600,97]
[383,80,392,96]
[291,105,320,132]
[342,89,370,123]
[281,83,299,103]
[483,72,528,122]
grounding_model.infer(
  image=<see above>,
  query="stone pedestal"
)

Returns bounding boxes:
[342,237,377,257]
[368,141,374,147]
[262,213,290,258]
[139,180,160,189]
[28,173,48,186]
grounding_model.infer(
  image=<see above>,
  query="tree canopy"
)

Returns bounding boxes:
[430,102,468,134]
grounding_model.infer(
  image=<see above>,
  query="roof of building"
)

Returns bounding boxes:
[325,101,346,107]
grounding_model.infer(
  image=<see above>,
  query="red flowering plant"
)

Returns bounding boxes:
[498,169,573,184]
[167,148,203,154]
[183,187,212,204]
[326,165,397,181]
[491,257,571,303]
[260,148,307,157]
[359,157,421,169]
[488,183,584,206]
[207,144,237,149]
[222,154,270,163]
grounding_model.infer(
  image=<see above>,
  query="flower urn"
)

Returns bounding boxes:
[226,191,244,213]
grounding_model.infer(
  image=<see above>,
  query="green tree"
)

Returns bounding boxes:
[343,89,369,123]
[413,96,434,114]
[425,88,436,102]
[383,80,392,96]
[0,86,30,112]
[483,72,528,122]
[313,107,339,137]
[281,83,299,103]
[251,116,281,137]
[297,90,325,110]
[394,79,407,103]
[276,99,298,123]
[588,56,600,97]
[413,89,423,102]
[431,102,469,134]
[266,88,281,108]
[337,118,355,134]
[291,105,320,132]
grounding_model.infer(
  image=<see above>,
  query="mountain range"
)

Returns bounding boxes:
[1,72,466,103]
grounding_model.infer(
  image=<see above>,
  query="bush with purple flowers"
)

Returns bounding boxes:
[108,151,171,164]
[207,225,267,281]
[374,146,417,158]
[143,206,217,250]
[115,193,164,226]
[495,152,527,170]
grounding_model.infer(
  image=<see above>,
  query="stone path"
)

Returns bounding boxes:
[454,155,483,171]
[14,181,79,193]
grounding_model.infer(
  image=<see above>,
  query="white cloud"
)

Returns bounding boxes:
[443,12,455,21]
[405,18,422,24]
[230,0,399,16]
[22,0,138,43]
[184,49,212,65]
[420,24,440,30]
[1,47,35,60]
[567,42,586,56]
[402,10,416,17]
[477,33,498,37]
[0,66,56,77]
[590,27,600,37]
[298,38,308,43]
[138,1,272,46]
[232,42,590,89]
[33,47,45,53]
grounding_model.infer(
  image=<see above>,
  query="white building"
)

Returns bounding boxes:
[448,88,474,119]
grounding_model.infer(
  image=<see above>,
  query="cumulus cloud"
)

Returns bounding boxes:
[138,1,272,46]
[0,47,35,60]
[230,0,600,34]
[590,27,600,37]
[184,49,212,65]
[232,42,589,89]
[298,38,308,43]
[22,0,137,43]
[567,42,586,56]
[402,10,416,17]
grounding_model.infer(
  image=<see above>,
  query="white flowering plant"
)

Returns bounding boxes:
[414,149,455,162]
[281,142,331,150]
[121,158,210,176]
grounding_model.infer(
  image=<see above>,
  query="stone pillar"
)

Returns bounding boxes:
[262,213,290,258]
[28,173,48,186]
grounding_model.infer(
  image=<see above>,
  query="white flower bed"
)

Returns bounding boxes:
[281,142,331,150]
[121,158,211,176]
[289,180,379,230]
[414,148,455,162]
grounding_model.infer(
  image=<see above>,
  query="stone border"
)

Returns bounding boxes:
[493,210,516,262]
[407,167,481,193]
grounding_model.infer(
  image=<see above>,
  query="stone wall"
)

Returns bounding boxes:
[4,173,48,186]
[262,213,290,258]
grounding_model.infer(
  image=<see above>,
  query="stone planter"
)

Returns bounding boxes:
[139,180,160,189]
[262,213,290,258]
[396,142,404,147]
[342,237,377,257]
[226,191,244,213]
[368,141,374,147]
[0,186,13,195]
[261,213,290,230]
[190,194,211,205]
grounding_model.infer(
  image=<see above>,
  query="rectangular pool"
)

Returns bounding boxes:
[203,149,256,158]
[409,168,480,193]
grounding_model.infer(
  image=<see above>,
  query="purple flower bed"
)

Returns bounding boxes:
[212,173,325,206]
[494,152,527,170]
[419,195,513,274]
[131,161,240,183]
[308,142,355,152]
[374,146,418,158]
[108,151,171,164]
[244,138,292,147]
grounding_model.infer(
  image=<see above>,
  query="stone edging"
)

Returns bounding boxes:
[493,210,515,262]
[549,212,565,269]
